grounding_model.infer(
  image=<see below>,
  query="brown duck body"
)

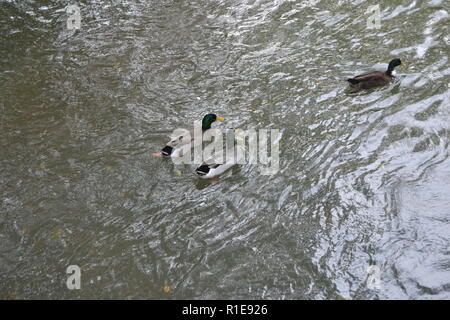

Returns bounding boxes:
[347,58,404,91]
[347,70,394,90]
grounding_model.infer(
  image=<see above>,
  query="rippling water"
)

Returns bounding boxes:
[1,0,449,299]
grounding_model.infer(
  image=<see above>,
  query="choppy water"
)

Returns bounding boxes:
[1,0,449,299]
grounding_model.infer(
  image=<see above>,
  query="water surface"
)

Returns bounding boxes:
[1,0,449,299]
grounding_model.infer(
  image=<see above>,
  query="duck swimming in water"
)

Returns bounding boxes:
[347,58,406,90]
[153,113,224,157]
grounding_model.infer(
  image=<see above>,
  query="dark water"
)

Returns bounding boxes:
[1,0,449,299]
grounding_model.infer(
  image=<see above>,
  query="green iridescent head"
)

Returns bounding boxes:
[202,113,224,130]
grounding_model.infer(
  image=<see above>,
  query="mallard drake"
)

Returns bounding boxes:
[196,129,246,179]
[153,113,224,157]
[347,58,405,90]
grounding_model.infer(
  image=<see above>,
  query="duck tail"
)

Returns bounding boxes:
[347,78,360,85]
[161,146,173,156]
[196,164,210,176]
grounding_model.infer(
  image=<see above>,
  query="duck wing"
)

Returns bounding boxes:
[166,128,193,148]
[347,71,391,89]
[160,128,194,156]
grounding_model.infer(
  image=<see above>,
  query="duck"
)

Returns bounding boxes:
[196,129,246,179]
[153,113,224,157]
[347,58,405,90]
